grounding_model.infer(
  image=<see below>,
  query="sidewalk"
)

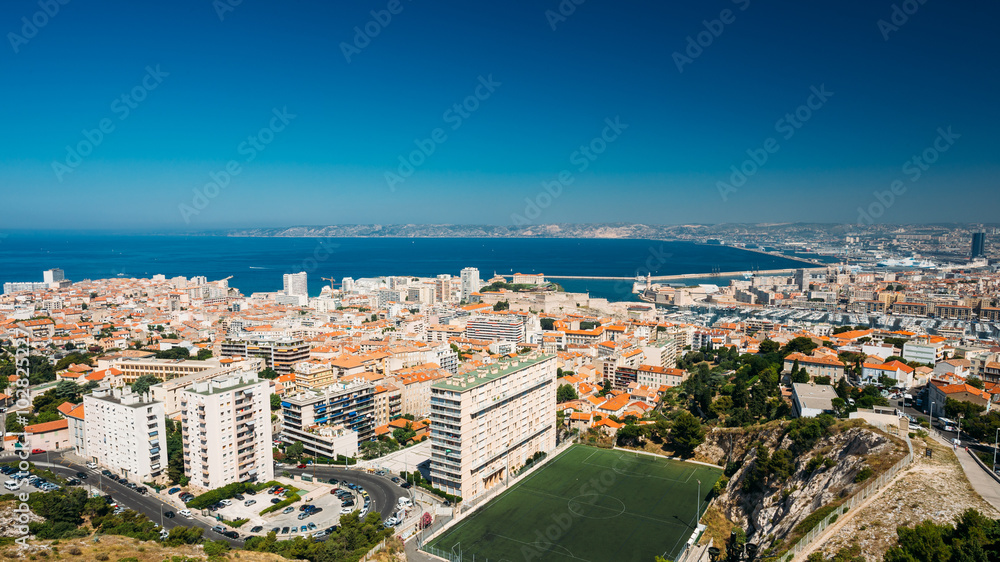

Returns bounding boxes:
[953,447,1000,512]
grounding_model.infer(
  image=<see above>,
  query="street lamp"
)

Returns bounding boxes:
[958,413,964,444]
[696,480,701,526]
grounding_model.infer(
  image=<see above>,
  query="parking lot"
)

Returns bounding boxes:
[181,475,390,539]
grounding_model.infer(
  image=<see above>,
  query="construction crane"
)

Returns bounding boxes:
[321,277,338,290]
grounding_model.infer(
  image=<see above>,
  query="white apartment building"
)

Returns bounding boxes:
[283,271,308,297]
[637,365,688,388]
[466,314,526,343]
[460,267,481,302]
[181,371,273,490]
[430,353,556,501]
[84,388,167,483]
[903,340,945,365]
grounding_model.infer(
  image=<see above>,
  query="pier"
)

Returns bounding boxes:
[543,267,826,282]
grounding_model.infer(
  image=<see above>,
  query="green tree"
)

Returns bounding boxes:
[196,348,213,360]
[131,374,159,395]
[285,441,305,460]
[270,393,282,411]
[759,339,780,354]
[540,317,555,330]
[967,376,985,390]
[669,411,705,457]
[556,384,579,403]
[493,300,510,311]
[258,367,279,380]
[781,337,819,357]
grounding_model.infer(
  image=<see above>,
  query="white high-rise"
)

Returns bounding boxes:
[460,267,480,302]
[283,271,308,297]
[181,371,273,489]
[84,387,167,484]
[430,353,557,500]
[43,268,65,285]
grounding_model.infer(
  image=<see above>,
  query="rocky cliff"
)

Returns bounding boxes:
[696,420,908,553]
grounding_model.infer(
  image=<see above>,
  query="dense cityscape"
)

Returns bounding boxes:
[1,226,1000,560]
[5,0,1000,560]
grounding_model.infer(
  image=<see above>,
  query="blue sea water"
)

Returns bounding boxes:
[0,234,819,302]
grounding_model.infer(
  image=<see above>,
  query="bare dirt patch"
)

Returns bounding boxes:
[812,437,1000,561]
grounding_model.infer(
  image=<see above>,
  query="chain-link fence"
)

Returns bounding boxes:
[784,430,914,561]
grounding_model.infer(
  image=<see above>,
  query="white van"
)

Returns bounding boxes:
[397,497,412,507]
[4,480,20,491]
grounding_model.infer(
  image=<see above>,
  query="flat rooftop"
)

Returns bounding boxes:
[433,353,551,393]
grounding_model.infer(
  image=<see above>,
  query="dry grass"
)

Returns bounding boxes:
[698,503,737,557]
[0,535,291,562]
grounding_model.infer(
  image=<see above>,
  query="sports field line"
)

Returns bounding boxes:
[580,457,694,484]
[491,532,593,562]
[515,484,693,529]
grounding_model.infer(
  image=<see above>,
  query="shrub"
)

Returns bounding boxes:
[67,547,82,556]
[95,554,110,561]
[854,466,873,483]
[203,541,230,556]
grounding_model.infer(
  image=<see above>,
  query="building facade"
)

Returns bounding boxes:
[181,371,273,489]
[280,380,376,451]
[84,388,167,484]
[221,337,310,374]
[429,353,557,501]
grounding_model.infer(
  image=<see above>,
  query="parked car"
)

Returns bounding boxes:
[271,527,280,534]
[300,525,308,533]
[136,486,147,495]
[86,462,98,469]
[30,449,45,454]
[270,498,281,504]
[340,506,354,515]
[281,526,290,534]
[297,464,307,469]
[297,512,309,520]
[250,525,263,533]
[164,511,175,518]
[234,493,244,500]
[75,472,88,479]
[282,506,295,514]
[178,509,192,517]
[223,531,239,540]
[307,522,316,530]
[167,487,181,495]
[219,499,232,506]
[400,482,412,489]
[245,499,256,507]
[212,525,225,534]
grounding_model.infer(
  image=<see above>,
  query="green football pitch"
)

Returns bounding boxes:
[425,445,722,562]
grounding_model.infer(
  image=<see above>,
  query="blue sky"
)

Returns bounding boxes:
[1,0,998,230]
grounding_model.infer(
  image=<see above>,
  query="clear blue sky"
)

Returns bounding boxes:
[2,0,998,230]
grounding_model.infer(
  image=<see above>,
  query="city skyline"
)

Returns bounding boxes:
[2,0,999,230]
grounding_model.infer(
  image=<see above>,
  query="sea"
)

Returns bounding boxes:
[0,233,827,302]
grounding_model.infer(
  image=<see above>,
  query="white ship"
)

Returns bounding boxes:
[876,257,936,269]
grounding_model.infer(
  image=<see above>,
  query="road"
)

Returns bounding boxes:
[283,464,408,522]
[953,447,1000,512]
[27,453,244,547]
